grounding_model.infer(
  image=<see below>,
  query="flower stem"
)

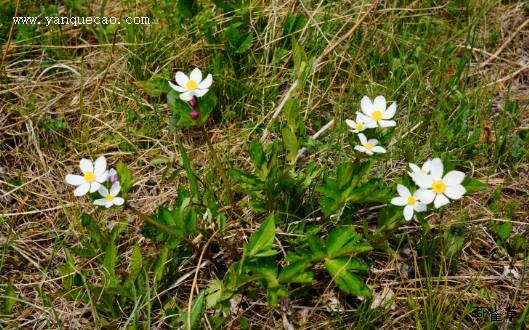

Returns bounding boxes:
[127,204,175,236]
[200,125,234,204]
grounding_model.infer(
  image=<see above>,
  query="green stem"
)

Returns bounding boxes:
[200,125,234,204]
[127,205,175,237]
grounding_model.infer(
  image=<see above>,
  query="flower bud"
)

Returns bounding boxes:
[188,97,198,108]
[190,111,200,120]
[108,168,119,183]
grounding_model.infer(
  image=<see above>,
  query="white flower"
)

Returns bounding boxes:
[390,184,427,221]
[414,158,466,208]
[408,159,432,184]
[94,182,125,208]
[356,95,397,128]
[345,115,367,133]
[65,156,108,196]
[168,68,212,101]
[354,133,386,155]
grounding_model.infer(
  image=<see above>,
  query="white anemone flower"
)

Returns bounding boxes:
[408,159,432,184]
[168,68,213,101]
[390,184,427,221]
[414,158,466,208]
[356,95,397,128]
[94,182,125,208]
[65,156,108,196]
[345,115,367,133]
[354,133,386,155]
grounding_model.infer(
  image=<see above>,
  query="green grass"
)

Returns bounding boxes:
[1,0,528,329]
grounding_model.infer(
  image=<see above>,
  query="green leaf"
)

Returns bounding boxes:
[326,227,363,258]
[279,260,313,284]
[245,213,276,258]
[282,128,299,163]
[291,38,307,75]
[116,161,134,196]
[154,245,169,283]
[463,177,487,193]
[103,239,119,287]
[177,0,201,18]
[128,244,143,280]
[284,99,300,132]
[178,141,200,197]
[205,280,223,308]
[179,290,205,329]
[324,257,371,297]
[236,31,253,54]
[80,213,106,249]
[497,222,512,241]
[2,283,17,314]
[308,236,326,261]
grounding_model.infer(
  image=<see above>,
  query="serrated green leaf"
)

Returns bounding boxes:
[154,245,169,283]
[279,260,313,284]
[128,244,143,280]
[463,177,487,193]
[116,161,134,196]
[324,257,371,297]
[3,283,17,314]
[326,227,362,258]
[80,213,106,249]
[236,32,253,53]
[282,128,298,162]
[245,213,276,258]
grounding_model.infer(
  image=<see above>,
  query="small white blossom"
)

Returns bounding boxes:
[354,133,386,155]
[390,184,427,221]
[345,115,367,133]
[94,182,125,208]
[65,156,108,196]
[168,68,212,101]
[414,158,466,208]
[408,159,432,185]
[357,95,397,128]
[108,168,118,183]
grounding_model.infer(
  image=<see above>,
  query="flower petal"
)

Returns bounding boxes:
[168,81,187,92]
[429,158,443,180]
[356,112,371,123]
[96,170,108,183]
[65,174,85,186]
[379,120,396,128]
[358,133,368,145]
[414,202,427,212]
[360,96,373,115]
[413,173,433,188]
[444,185,466,200]
[193,88,209,98]
[416,189,435,204]
[434,194,450,208]
[190,68,202,83]
[179,91,194,101]
[74,183,90,196]
[372,146,386,153]
[89,181,101,193]
[397,184,411,198]
[94,156,107,176]
[364,120,378,128]
[113,197,125,206]
[422,160,432,173]
[443,171,465,185]
[391,196,407,206]
[98,185,109,196]
[409,163,421,174]
[79,159,93,174]
[403,205,414,221]
[354,145,366,153]
[198,74,212,89]
[175,71,189,87]
[94,198,107,206]
[110,182,121,196]
[383,102,396,119]
[345,119,357,129]
[367,138,378,146]
[373,95,386,112]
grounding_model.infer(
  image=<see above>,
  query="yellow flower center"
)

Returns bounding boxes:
[84,171,95,183]
[355,123,363,130]
[186,80,198,90]
[105,194,113,201]
[372,109,383,121]
[432,180,446,193]
[364,143,373,150]
[407,196,416,205]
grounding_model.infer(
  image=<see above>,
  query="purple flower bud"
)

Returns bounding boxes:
[190,111,200,120]
[108,168,119,183]
[188,97,198,108]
